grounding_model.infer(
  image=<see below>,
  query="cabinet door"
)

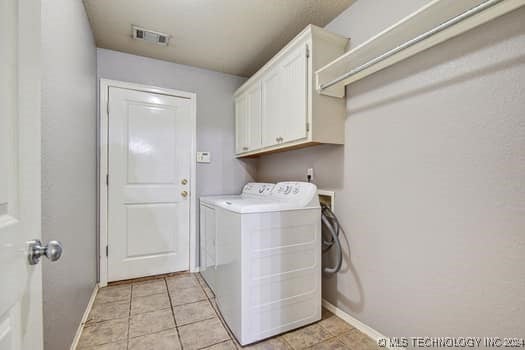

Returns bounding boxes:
[261,67,283,147]
[235,95,248,153]
[246,83,262,150]
[281,43,308,143]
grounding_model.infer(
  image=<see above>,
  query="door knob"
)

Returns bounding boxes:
[181,179,188,185]
[27,239,63,265]
[181,191,188,198]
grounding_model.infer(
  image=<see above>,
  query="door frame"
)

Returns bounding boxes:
[98,79,197,287]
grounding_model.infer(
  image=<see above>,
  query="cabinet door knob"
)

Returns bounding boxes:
[242,146,248,151]
[181,191,188,198]
[275,137,279,142]
[181,179,188,185]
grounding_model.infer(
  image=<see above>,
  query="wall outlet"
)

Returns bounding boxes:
[307,168,314,181]
[196,152,211,163]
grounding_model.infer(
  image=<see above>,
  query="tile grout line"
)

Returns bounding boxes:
[316,315,364,349]
[127,327,179,341]
[172,298,209,308]
[193,273,235,350]
[180,294,221,329]
[199,339,232,350]
[201,278,239,348]
[78,285,132,349]
[184,274,234,349]
[126,283,133,350]
[165,277,185,350]
[132,290,170,299]
[280,335,294,350]
[176,315,217,328]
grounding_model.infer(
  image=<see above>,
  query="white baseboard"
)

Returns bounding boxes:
[322,299,389,347]
[70,284,99,350]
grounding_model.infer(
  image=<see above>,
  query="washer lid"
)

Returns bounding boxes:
[216,182,320,213]
[200,195,242,206]
[200,183,275,206]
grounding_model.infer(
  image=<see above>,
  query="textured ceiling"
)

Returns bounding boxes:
[83,0,353,77]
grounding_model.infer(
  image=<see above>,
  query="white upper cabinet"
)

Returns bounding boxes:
[235,82,262,153]
[261,66,283,147]
[281,43,308,144]
[246,83,262,150]
[235,25,349,157]
[235,94,248,154]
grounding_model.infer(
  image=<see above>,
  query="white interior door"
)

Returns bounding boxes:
[0,0,44,349]
[108,87,192,281]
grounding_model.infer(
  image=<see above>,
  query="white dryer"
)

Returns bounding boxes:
[214,182,321,345]
[199,183,274,292]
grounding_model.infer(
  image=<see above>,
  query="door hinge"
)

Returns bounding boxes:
[306,122,310,132]
[106,245,108,257]
[306,44,310,58]
[106,174,109,186]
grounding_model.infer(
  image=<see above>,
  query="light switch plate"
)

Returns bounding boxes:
[196,152,211,163]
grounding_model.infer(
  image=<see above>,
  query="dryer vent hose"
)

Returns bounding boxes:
[321,203,343,274]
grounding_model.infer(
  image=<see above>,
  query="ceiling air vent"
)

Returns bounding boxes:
[132,25,170,46]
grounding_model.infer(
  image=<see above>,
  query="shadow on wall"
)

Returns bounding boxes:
[347,9,525,114]
[348,54,525,116]
[255,144,345,190]
[238,157,258,183]
[322,215,365,313]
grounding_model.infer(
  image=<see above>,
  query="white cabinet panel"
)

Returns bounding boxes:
[235,95,248,154]
[281,44,308,144]
[261,44,307,147]
[127,104,177,183]
[246,83,262,150]
[234,25,348,157]
[237,83,262,153]
[261,68,283,147]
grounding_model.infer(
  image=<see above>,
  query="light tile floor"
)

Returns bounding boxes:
[77,273,379,350]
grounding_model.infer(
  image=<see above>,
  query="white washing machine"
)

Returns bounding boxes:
[213,182,321,345]
[199,183,274,292]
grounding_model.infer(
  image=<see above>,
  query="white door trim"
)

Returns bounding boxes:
[98,79,197,287]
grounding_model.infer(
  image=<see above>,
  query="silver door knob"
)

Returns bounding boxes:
[27,239,63,265]
[181,178,188,185]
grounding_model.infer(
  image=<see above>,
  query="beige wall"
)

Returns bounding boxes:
[41,0,98,349]
[256,0,525,337]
